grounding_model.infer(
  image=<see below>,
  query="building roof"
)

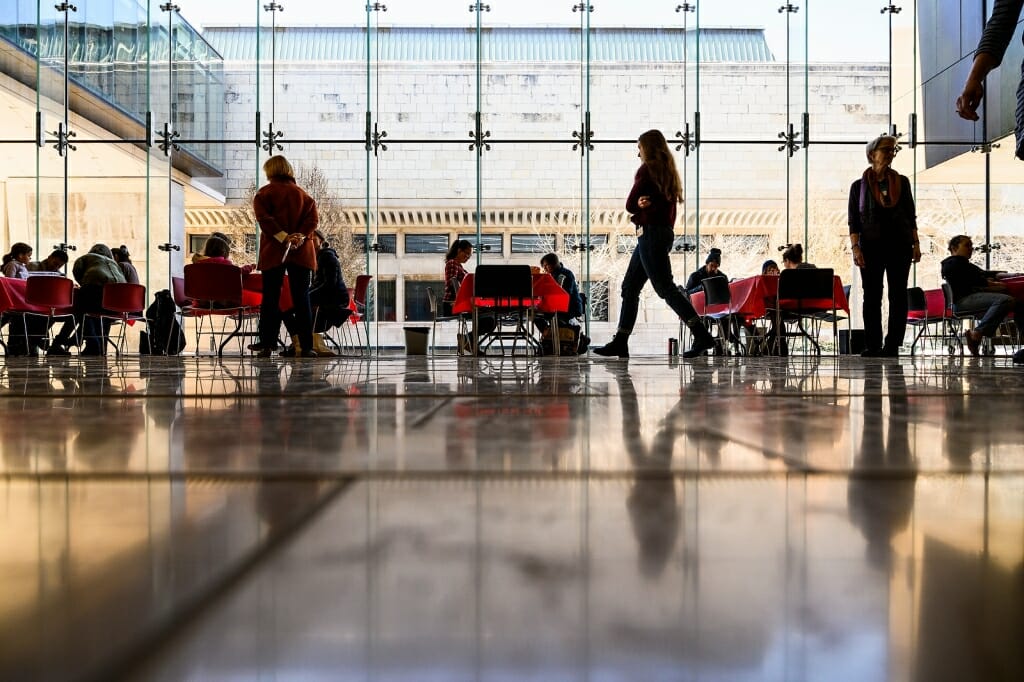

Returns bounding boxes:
[201,26,774,63]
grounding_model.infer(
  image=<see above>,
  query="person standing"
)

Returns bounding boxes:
[956,0,1024,159]
[252,155,319,358]
[594,129,714,358]
[848,135,921,357]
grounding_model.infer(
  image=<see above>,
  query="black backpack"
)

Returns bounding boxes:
[140,289,186,355]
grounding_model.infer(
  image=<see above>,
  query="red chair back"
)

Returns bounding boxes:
[171,275,191,307]
[924,288,947,319]
[184,263,244,306]
[25,276,74,309]
[353,274,373,311]
[101,282,146,314]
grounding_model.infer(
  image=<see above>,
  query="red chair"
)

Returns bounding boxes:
[183,263,259,357]
[15,276,76,352]
[907,287,957,356]
[80,282,147,356]
[334,274,372,356]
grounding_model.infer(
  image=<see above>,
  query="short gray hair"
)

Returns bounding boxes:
[865,134,898,162]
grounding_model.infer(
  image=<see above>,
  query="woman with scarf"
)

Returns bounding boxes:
[848,135,921,357]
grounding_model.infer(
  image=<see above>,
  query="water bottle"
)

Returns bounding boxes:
[668,337,678,355]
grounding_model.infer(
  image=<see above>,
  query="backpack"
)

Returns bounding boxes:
[140,289,186,355]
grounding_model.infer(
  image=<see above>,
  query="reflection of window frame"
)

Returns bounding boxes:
[404,234,450,254]
[458,233,503,255]
[403,277,445,322]
[511,233,556,254]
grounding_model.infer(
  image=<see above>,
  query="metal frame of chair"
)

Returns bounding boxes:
[768,268,838,356]
[471,265,540,356]
[182,263,260,357]
[12,276,76,354]
[907,286,958,356]
[426,285,467,355]
[699,276,742,356]
[332,274,372,356]
[941,281,1019,356]
[79,282,148,356]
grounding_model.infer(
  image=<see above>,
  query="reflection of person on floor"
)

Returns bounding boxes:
[847,363,916,571]
[613,366,681,579]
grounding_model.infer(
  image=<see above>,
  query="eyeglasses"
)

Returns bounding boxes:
[875,145,900,155]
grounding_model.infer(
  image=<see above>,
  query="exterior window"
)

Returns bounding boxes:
[188,234,208,254]
[370,279,396,322]
[586,280,609,322]
[405,279,444,322]
[404,234,450,254]
[352,234,397,254]
[616,235,637,254]
[458,233,503,255]
[511,233,556,254]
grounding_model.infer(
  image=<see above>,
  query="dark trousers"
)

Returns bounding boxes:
[617,225,699,334]
[860,243,912,352]
[259,264,313,352]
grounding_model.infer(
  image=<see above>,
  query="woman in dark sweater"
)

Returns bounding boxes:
[848,134,921,357]
[594,129,713,358]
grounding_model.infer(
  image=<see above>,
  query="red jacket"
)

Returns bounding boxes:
[253,175,319,271]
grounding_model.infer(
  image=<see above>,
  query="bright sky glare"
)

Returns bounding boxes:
[175,0,891,62]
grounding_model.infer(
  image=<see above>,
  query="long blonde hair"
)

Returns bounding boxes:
[638,129,682,204]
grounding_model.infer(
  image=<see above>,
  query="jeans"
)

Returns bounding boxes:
[860,242,912,351]
[617,225,699,334]
[259,263,313,351]
[955,291,1018,336]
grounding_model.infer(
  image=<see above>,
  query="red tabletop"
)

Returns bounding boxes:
[689,274,849,322]
[0,278,73,315]
[451,272,570,315]
[1000,275,1024,299]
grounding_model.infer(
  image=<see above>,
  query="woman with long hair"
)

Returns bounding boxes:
[594,129,714,358]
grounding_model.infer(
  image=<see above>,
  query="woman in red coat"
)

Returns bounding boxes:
[252,155,319,357]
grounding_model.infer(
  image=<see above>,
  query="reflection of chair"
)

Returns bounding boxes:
[426,285,466,355]
[17,276,76,352]
[472,265,539,356]
[907,287,957,356]
[699,276,739,355]
[183,263,259,357]
[80,283,148,356]
[769,268,837,355]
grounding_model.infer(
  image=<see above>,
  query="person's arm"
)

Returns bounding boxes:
[901,176,922,263]
[956,0,1024,120]
[625,166,647,215]
[848,180,865,268]
[252,186,290,244]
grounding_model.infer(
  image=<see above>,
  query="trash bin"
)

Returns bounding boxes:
[403,326,430,355]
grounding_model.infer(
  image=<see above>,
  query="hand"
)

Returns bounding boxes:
[287,233,305,246]
[853,249,865,268]
[912,243,921,263]
[637,195,651,209]
[956,77,984,121]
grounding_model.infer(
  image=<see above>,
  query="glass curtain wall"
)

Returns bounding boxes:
[5,1,1024,352]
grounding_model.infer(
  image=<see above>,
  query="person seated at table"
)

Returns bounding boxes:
[782,243,816,269]
[2,242,33,279]
[443,239,494,354]
[191,231,234,264]
[27,249,69,274]
[683,248,727,295]
[111,245,140,285]
[941,234,1024,356]
[761,259,780,276]
[281,230,350,356]
[534,252,590,354]
[50,244,127,356]
[189,236,256,309]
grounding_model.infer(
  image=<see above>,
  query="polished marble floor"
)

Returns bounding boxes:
[0,353,1021,681]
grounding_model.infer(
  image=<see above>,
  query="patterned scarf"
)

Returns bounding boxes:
[859,167,901,213]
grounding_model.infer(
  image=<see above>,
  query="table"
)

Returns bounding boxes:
[1001,275,1024,300]
[242,272,293,311]
[451,273,569,316]
[451,273,570,356]
[689,274,849,322]
[0,278,66,315]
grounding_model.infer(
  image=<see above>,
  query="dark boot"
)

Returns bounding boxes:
[682,320,715,359]
[593,332,629,357]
